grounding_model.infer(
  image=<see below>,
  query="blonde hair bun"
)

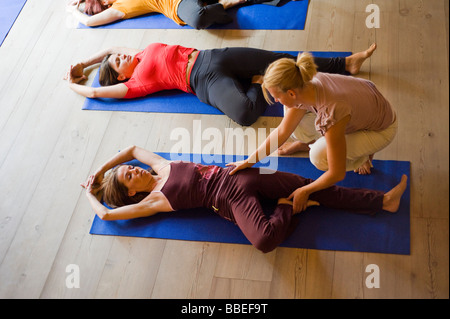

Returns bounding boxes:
[262,52,317,104]
[296,52,317,83]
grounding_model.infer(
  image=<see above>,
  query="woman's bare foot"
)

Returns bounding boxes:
[382,175,408,213]
[218,0,246,9]
[278,140,312,155]
[354,160,373,175]
[354,154,374,175]
[345,43,377,75]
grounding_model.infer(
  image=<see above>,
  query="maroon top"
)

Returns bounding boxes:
[160,161,238,222]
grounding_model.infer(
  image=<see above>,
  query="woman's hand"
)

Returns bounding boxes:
[287,187,312,214]
[278,197,319,214]
[64,64,87,84]
[89,168,104,187]
[81,176,99,196]
[66,0,81,13]
[80,171,103,196]
[226,159,253,175]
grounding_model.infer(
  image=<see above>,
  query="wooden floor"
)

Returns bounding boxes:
[0,0,448,299]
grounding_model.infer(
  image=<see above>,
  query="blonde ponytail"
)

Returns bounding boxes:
[296,52,317,83]
[262,52,317,104]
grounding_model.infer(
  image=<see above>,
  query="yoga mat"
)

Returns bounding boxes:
[81,51,352,117]
[89,153,411,255]
[77,0,309,30]
[0,0,27,47]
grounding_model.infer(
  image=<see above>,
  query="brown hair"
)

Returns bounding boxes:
[99,54,122,86]
[101,165,150,208]
[262,52,317,104]
[84,0,108,16]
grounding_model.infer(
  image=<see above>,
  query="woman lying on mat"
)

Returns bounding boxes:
[64,42,374,126]
[227,44,398,213]
[67,0,271,30]
[81,145,407,253]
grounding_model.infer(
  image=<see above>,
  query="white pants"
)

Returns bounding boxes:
[285,107,398,171]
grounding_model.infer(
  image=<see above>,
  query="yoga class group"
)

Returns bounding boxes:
[65,0,408,253]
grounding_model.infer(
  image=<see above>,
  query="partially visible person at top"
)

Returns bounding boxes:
[66,0,274,30]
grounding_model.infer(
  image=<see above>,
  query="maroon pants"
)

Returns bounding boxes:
[225,168,384,253]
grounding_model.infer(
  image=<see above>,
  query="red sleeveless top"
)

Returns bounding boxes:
[124,43,195,99]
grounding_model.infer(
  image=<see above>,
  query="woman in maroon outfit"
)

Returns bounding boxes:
[81,145,407,253]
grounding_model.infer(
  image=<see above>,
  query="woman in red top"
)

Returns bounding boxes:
[65,43,376,126]
[81,145,408,253]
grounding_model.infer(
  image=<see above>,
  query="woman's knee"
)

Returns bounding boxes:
[232,107,260,126]
[227,94,266,126]
[178,1,210,29]
[214,95,261,126]
[188,13,210,29]
[309,139,329,171]
[181,5,232,29]
[252,235,277,254]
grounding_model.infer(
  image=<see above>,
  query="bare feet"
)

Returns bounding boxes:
[354,154,374,175]
[382,175,408,213]
[218,0,246,9]
[345,43,377,75]
[354,160,372,175]
[278,140,313,155]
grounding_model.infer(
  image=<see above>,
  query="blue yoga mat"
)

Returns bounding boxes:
[77,0,309,30]
[0,0,27,47]
[82,51,351,116]
[89,153,411,255]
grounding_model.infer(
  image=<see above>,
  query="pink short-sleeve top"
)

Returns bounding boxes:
[300,73,395,136]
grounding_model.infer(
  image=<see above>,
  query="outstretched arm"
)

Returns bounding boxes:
[82,177,172,220]
[83,145,171,189]
[67,2,125,27]
[67,79,128,99]
[69,47,141,71]
[227,107,306,175]
[81,146,173,220]
[96,145,170,174]
[288,115,349,213]
[64,46,140,98]
[65,46,141,77]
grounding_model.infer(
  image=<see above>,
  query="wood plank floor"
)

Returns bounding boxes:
[0,0,448,299]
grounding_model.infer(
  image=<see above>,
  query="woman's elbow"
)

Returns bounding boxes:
[80,16,96,27]
[332,170,346,183]
[89,88,100,98]
[97,209,110,220]
[84,17,102,27]
[252,235,278,254]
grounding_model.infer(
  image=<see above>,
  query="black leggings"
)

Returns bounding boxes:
[177,0,232,29]
[189,47,347,126]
